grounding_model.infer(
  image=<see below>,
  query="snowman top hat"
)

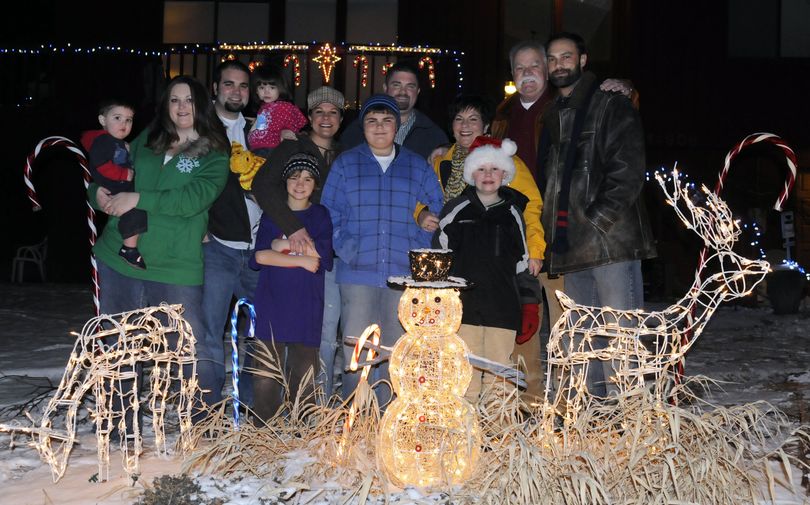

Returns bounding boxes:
[388,249,470,289]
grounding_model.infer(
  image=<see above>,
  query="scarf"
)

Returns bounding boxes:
[443,144,469,202]
[549,73,599,254]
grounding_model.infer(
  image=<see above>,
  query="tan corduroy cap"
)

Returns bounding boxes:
[307,86,345,112]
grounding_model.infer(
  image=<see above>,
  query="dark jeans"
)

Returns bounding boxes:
[200,239,260,407]
[252,341,319,423]
[97,260,211,423]
[564,260,644,397]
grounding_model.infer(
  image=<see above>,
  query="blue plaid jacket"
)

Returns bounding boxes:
[321,143,444,287]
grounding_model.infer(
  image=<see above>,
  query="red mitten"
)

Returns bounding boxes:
[516,303,539,344]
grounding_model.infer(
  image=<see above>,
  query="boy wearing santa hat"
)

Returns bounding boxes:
[435,136,530,402]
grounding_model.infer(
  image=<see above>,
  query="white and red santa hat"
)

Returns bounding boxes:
[462,136,518,186]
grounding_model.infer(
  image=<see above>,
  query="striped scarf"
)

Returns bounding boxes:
[444,145,469,202]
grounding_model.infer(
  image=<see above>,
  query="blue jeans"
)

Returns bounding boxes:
[339,283,403,404]
[318,268,341,399]
[97,260,210,421]
[201,239,260,407]
[564,260,644,397]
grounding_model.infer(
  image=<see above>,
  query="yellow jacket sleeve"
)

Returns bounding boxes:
[413,147,449,223]
[509,155,546,259]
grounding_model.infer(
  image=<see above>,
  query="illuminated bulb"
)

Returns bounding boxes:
[504,81,517,95]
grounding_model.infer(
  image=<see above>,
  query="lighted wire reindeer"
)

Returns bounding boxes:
[0,304,198,482]
[544,171,770,423]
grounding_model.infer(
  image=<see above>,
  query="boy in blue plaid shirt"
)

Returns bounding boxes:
[321,94,444,402]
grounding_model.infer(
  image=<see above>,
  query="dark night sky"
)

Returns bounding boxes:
[1,1,163,46]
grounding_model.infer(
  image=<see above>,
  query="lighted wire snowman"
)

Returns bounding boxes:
[380,249,481,488]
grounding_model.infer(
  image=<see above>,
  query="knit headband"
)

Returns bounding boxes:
[281,153,321,181]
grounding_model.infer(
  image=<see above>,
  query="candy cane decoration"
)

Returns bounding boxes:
[715,132,797,211]
[23,136,100,316]
[353,55,369,87]
[676,133,798,385]
[418,56,436,88]
[381,62,394,77]
[283,54,302,86]
[229,298,256,429]
[337,324,380,458]
[697,133,797,274]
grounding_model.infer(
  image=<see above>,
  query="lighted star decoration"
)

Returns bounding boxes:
[313,43,341,83]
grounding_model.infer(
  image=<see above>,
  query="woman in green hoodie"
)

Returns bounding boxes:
[91,75,230,411]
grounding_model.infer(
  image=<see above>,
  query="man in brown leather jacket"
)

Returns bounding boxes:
[543,32,657,397]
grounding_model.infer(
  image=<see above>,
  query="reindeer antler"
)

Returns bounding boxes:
[655,170,739,251]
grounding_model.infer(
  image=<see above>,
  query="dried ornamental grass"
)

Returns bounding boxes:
[184,340,387,493]
[461,379,809,504]
[186,342,810,504]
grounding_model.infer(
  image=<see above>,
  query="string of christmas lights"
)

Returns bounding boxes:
[2,42,467,92]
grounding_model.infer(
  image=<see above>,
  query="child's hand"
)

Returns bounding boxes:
[280,129,297,141]
[417,209,439,233]
[303,243,320,258]
[127,168,135,182]
[271,238,290,252]
[288,229,314,255]
[299,255,320,273]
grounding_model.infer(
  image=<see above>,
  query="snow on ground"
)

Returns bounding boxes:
[0,282,808,503]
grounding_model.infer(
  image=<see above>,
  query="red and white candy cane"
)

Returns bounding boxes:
[694,132,797,275]
[676,133,797,386]
[714,132,797,211]
[337,324,380,458]
[23,136,100,316]
[697,132,797,271]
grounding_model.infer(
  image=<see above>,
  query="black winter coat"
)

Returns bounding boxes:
[435,186,529,331]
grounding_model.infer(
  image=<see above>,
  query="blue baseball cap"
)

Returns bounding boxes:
[360,94,401,128]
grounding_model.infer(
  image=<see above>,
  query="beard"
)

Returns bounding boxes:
[394,95,410,111]
[549,63,582,88]
[223,100,246,113]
